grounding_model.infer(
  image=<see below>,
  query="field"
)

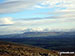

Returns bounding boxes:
[0,37,75,52]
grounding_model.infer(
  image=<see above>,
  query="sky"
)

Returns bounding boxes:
[0,0,75,35]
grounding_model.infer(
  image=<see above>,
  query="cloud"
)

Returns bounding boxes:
[0,26,25,35]
[0,0,75,35]
[0,17,14,25]
[24,27,45,32]
[0,24,13,26]
[0,15,75,35]
[13,14,75,31]
[37,10,75,15]
[0,0,42,14]
[0,0,75,14]
[40,0,75,10]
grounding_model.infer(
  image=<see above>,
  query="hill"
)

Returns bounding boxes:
[0,41,59,56]
[0,31,75,38]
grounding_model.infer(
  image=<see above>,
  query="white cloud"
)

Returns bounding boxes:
[0,15,75,35]
[25,27,45,32]
[0,0,43,14]
[13,14,75,32]
[0,26,25,35]
[0,0,75,14]
[34,5,44,8]
[36,0,75,11]
[0,17,14,25]
[0,0,75,35]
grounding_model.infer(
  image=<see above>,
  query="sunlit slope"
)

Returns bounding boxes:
[0,41,59,56]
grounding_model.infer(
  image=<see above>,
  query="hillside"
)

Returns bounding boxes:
[0,41,59,56]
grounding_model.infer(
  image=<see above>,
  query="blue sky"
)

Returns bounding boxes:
[0,8,54,19]
[0,0,75,35]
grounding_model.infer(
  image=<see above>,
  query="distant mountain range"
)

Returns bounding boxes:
[0,31,75,38]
